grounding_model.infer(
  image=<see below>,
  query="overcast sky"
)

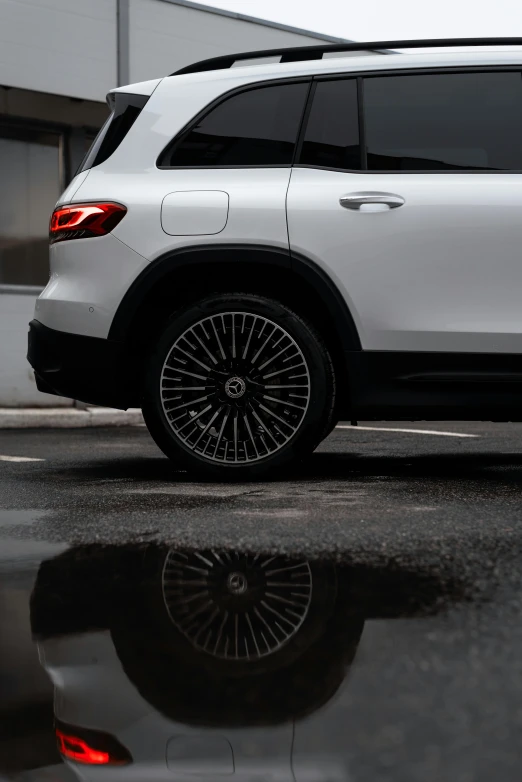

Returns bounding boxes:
[204,0,522,41]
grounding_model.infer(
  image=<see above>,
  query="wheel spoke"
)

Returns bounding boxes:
[211,318,227,360]
[262,364,306,380]
[242,316,257,359]
[257,402,297,432]
[191,328,218,365]
[243,412,259,458]
[192,406,224,449]
[160,312,311,464]
[262,394,307,412]
[213,407,230,457]
[258,343,295,372]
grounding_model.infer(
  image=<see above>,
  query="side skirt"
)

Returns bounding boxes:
[345,351,522,421]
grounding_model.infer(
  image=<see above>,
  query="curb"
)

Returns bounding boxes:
[0,407,144,429]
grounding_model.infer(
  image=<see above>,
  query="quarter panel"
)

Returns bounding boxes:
[36,234,148,339]
[74,168,292,260]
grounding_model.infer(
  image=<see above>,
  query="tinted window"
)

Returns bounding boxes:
[364,72,522,171]
[159,82,309,168]
[79,92,149,173]
[299,79,361,170]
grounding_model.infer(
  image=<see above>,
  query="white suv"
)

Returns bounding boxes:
[28,39,522,478]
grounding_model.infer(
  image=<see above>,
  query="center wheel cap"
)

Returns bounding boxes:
[226,571,248,595]
[225,376,246,399]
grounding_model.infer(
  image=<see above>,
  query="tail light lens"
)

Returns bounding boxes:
[55,721,132,766]
[49,202,127,244]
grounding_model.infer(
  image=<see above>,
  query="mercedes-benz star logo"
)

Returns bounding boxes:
[227,572,248,595]
[225,376,246,399]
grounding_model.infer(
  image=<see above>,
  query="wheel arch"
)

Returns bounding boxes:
[108,243,361,355]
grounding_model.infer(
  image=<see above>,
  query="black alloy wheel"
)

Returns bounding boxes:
[143,293,336,478]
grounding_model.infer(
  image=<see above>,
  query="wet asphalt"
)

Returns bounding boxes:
[2,421,522,781]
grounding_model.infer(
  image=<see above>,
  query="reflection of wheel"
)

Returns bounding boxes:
[162,550,314,666]
[152,548,336,677]
[111,549,363,727]
[142,294,335,479]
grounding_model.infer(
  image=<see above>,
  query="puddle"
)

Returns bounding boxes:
[0,541,473,780]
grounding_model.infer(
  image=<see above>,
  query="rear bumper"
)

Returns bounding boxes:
[27,320,138,409]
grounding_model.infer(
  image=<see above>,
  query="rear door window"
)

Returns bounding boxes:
[363,71,522,171]
[298,78,361,170]
[158,81,310,168]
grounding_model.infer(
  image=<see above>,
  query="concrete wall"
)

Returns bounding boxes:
[129,0,349,83]
[0,290,71,407]
[0,0,350,103]
[0,0,117,103]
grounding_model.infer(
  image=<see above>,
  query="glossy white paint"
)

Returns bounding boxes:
[161,190,230,235]
[74,167,292,261]
[36,234,147,338]
[287,167,522,353]
[55,170,91,208]
[110,77,163,97]
[36,48,522,352]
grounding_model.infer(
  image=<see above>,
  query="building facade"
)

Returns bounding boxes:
[0,0,351,406]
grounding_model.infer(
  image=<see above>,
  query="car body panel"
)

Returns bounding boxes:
[287,167,522,353]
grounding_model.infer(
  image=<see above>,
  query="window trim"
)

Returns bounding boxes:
[294,65,522,175]
[296,76,363,172]
[156,76,313,170]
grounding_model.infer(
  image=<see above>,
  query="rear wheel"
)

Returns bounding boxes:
[142,293,335,478]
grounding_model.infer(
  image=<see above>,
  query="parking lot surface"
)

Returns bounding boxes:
[2,421,522,781]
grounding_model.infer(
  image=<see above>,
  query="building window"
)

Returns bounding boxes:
[0,124,63,286]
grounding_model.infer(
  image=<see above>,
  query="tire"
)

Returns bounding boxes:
[142,293,336,479]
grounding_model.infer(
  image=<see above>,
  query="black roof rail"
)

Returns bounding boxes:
[172,37,522,76]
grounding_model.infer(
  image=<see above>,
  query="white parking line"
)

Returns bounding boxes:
[0,455,45,462]
[336,425,478,438]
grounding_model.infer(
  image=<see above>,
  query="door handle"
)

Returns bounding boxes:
[340,191,405,210]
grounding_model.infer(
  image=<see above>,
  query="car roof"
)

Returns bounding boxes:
[164,48,522,87]
[112,44,522,102]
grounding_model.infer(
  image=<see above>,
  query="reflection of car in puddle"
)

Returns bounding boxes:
[30,545,463,781]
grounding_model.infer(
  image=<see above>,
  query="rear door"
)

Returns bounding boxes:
[287,69,522,354]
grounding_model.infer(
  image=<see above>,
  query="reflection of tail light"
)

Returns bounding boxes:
[55,720,132,766]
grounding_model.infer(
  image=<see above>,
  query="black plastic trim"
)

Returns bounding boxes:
[107,243,362,354]
[171,38,522,76]
[292,80,316,166]
[27,320,135,409]
[348,350,522,421]
[356,77,367,170]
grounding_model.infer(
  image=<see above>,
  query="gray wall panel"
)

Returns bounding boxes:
[129,0,341,83]
[0,0,117,102]
[0,294,72,406]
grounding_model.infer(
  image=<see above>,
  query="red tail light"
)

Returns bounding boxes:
[49,202,127,244]
[55,721,132,766]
